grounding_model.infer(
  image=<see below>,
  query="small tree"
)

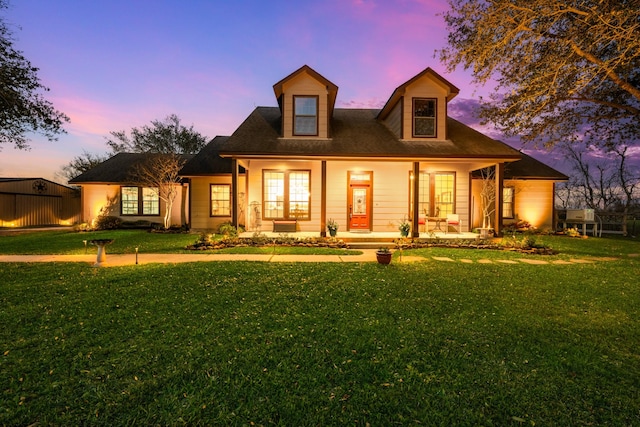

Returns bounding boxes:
[479,167,496,229]
[560,141,640,236]
[560,141,619,211]
[131,154,186,229]
[611,145,639,236]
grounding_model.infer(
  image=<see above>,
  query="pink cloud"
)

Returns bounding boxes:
[339,98,386,109]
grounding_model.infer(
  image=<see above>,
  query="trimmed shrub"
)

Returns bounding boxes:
[73,222,93,232]
[94,216,122,230]
[218,222,241,238]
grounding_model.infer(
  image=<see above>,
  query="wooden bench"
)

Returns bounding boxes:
[273,220,297,233]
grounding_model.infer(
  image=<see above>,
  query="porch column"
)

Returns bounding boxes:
[552,182,558,232]
[494,162,504,236]
[412,162,420,238]
[181,179,189,227]
[321,161,327,237]
[231,158,239,229]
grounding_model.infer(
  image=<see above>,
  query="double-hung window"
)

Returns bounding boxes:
[121,186,159,216]
[434,173,454,216]
[503,187,515,219]
[121,187,139,215]
[413,98,436,137]
[263,170,310,220]
[211,184,231,216]
[293,96,318,136]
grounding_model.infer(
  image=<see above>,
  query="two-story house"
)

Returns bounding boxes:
[71,65,567,235]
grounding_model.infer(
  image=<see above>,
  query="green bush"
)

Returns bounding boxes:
[120,220,156,229]
[94,215,122,230]
[218,222,242,238]
[73,222,92,232]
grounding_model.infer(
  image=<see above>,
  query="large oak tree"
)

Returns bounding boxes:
[439,0,640,149]
[62,114,207,181]
[0,0,69,149]
[105,114,207,155]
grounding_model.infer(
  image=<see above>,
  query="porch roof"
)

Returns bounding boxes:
[504,151,569,180]
[219,107,521,160]
[470,151,569,181]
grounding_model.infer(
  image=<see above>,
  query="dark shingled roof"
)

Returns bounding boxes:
[179,136,245,176]
[503,151,568,180]
[69,153,194,184]
[219,107,522,160]
[470,151,568,180]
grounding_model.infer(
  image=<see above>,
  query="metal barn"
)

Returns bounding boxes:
[0,178,81,228]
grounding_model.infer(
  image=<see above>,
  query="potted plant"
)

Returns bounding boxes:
[398,218,411,237]
[376,247,392,264]
[327,218,338,237]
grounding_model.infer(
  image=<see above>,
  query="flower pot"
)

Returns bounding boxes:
[329,229,337,237]
[376,251,392,264]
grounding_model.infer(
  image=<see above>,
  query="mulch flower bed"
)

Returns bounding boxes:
[187,235,556,255]
[395,238,557,255]
[187,236,349,250]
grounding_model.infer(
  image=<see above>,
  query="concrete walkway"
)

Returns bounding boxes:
[0,251,378,266]
[0,251,619,267]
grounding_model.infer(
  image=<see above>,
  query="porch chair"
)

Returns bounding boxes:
[418,209,429,232]
[445,214,461,234]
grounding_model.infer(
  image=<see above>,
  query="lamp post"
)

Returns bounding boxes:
[135,247,139,265]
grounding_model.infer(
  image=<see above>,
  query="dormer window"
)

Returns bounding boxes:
[413,98,437,138]
[293,96,318,136]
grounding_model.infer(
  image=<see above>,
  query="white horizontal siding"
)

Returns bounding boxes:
[244,160,474,234]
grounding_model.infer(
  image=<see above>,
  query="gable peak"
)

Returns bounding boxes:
[377,67,460,120]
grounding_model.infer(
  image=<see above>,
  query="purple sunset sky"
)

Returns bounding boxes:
[2,0,573,184]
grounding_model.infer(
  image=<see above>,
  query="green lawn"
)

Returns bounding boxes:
[1,232,639,425]
[0,229,197,255]
[0,229,357,256]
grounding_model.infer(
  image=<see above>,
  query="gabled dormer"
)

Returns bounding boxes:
[377,67,459,141]
[273,65,339,139]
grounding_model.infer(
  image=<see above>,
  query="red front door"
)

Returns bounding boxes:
[348,171,372,230]
[349,185,369,229]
